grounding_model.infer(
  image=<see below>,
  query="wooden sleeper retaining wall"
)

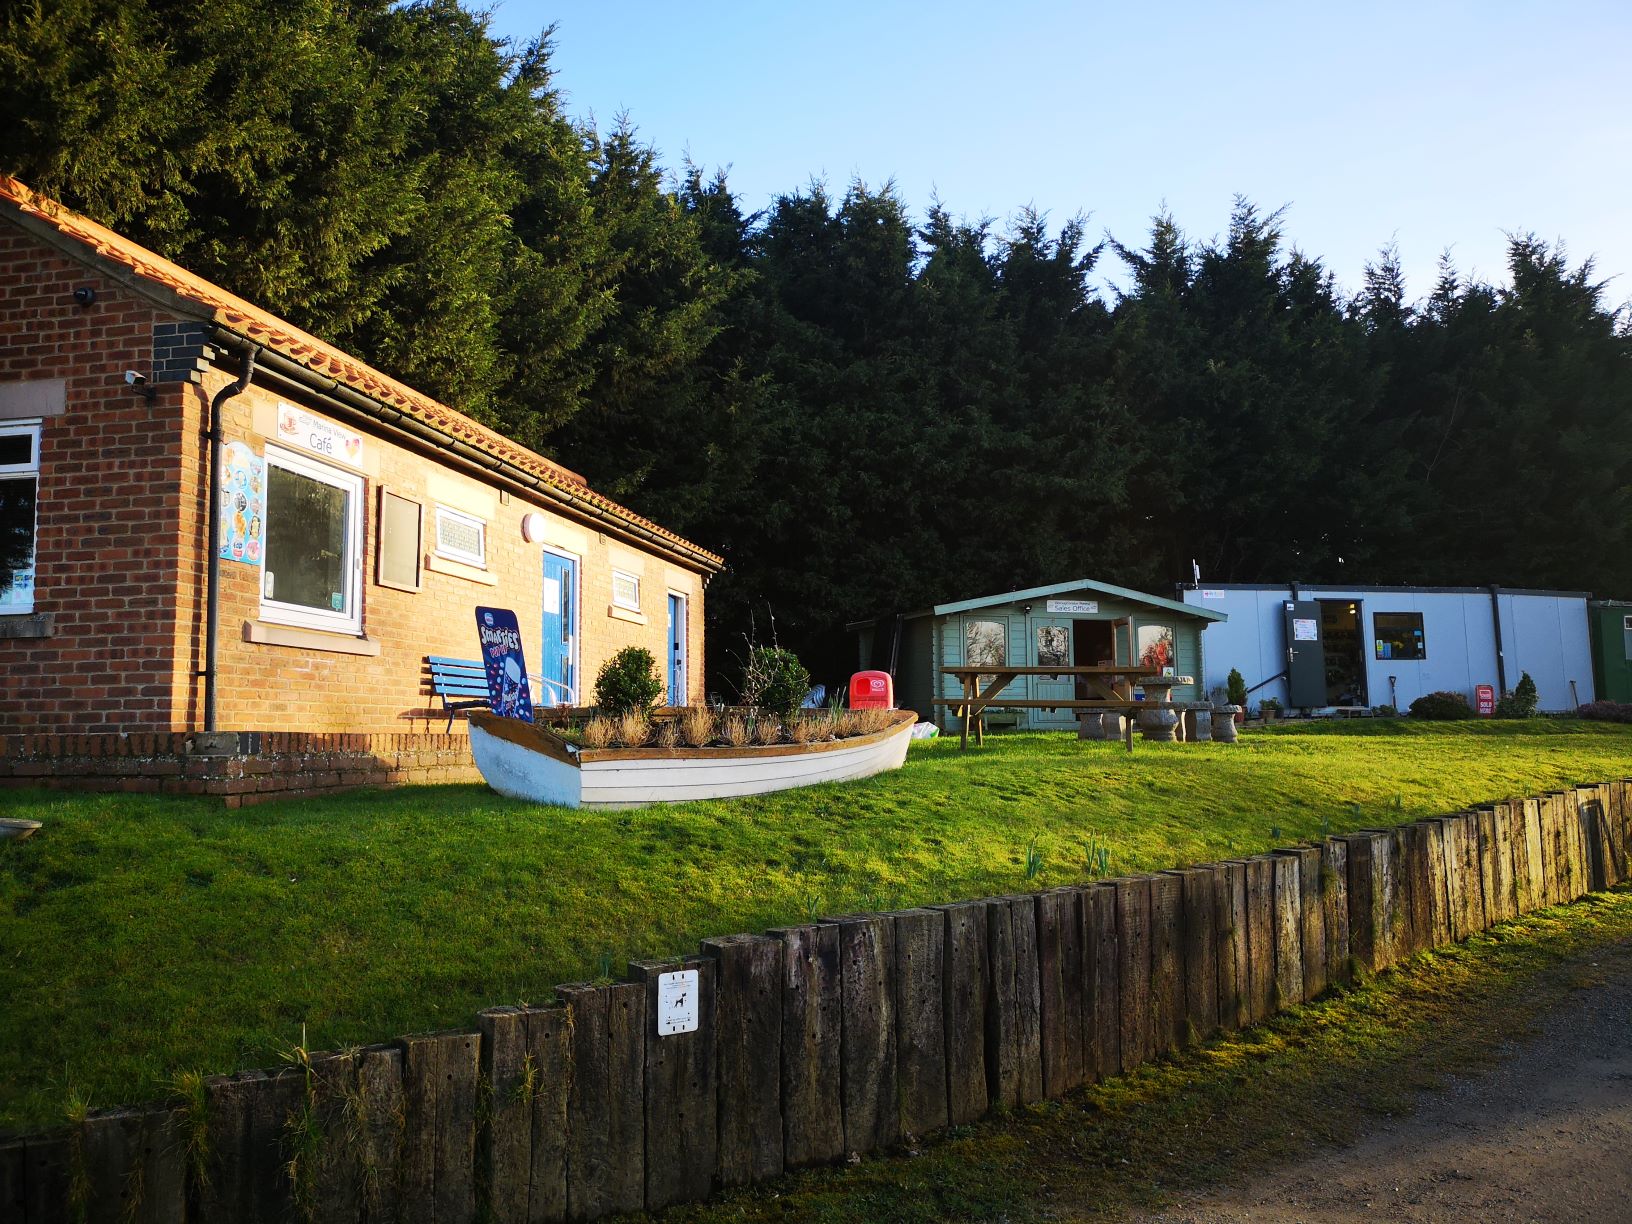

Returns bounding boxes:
[4,777,1630,1222]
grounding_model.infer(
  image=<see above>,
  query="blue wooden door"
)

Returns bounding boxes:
[540,552,576,706]
[667,592,687,706]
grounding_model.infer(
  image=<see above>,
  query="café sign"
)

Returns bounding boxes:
[277,402,364,467]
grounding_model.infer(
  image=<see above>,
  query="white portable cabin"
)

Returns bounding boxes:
[1178,584,1594,713]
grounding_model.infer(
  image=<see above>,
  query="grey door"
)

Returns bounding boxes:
[1284,600,1326,709]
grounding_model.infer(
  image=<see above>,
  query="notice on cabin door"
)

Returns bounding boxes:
[543,576,561,616]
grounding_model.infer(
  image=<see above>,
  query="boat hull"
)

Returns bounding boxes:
[467,710,917,808]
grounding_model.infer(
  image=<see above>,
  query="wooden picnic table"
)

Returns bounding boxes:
[936,664,1165,751]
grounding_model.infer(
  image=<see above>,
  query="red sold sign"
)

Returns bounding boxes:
[1475,684,1496,716]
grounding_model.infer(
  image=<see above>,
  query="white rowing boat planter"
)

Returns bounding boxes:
[466,708,918,809]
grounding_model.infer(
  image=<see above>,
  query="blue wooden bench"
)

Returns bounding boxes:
[426,656,492,732]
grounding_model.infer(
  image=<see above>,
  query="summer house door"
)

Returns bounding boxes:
[1029,618,1075,728]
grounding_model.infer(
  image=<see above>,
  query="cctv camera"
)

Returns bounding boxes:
[73,286,96,307]
[124,370,146,386]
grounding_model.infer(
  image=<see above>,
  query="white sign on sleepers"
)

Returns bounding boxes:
[657,969,699,1036]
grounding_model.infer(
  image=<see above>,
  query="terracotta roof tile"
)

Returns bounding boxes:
[0,175,723,569]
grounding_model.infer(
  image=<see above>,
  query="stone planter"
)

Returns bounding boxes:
[1138,706,1180,743]
[1185,706,1213,743]
[1211,704,1242,743]
[1077,712,1106,740]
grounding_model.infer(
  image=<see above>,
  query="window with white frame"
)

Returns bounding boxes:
[0,420,40,614]
[611,569,641,612]
[433,504,486,568]
[260,446,364,633]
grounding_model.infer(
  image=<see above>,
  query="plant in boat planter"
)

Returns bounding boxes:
[740,643,811,719]
[595,646,665,715]
[679,707,715,747]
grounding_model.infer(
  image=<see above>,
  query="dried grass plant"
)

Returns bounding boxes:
[679,707,715,747]
[615,711,652,747]
[853,708,894,736]
[721,715,750,747]
[752,716,781,745]
[581,716,615,749]
[653,719,681,748]
[785,715,820,745]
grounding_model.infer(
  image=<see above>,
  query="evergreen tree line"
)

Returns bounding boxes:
[7,0,1630,688]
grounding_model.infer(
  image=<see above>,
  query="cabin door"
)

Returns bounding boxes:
[666,592,688,706]
[1028,617,1075,728]
[1283,599,1326,710]
[539,550,578,706]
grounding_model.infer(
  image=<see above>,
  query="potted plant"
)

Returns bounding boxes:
[1259,697,1283,722]
[1226,668,1248,724]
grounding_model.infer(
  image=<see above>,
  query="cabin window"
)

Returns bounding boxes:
[1036,624,1069,674]
[1373,612,1426,660]
[1137,624,1175,673]
[611,569,641,612]
[377,489,422,591]
[433,504,486,568]
[0,419,39,614]
[965,619,1006,670]
[261,446,363,634]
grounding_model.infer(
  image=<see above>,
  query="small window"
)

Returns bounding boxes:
[1137,624,1175,672]
[261,446,363,633]
[1036,624,1069,675]
[0,419,40,614]
[1373,612,1426,660]
[1623,614,1632,632]
[611,569,641,611]
[377,489,422,591]
[433,505,486,568]
[966,619,1006,668]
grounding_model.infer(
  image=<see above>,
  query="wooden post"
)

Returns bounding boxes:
[557,982,646,1221]
[1214,861,1250,1028]
[892,908,950,1137]
[1489,803,1517,924]
[1416,821,1450,947]
[1436,817,1467,942]
[76,1106,185,1224]
[478,1006,569,1224]
[1149,873,1185,1052]
[299,1050,366,1224]
[1320,839,1351,989]
[1458,813,1488,933]
[1340,835,1385,977]
[1085,883,1121,1079]
[1114,876,1154,1071]
[20,1134,70,1224]
[1397,824,1432,959]
[701,934,784,1188]
[1176,868,1218,1042]
[1244,856,1277,1020]
[1270,853,1304,1007]
[1577,786,1609,892]
[986,894,1044,1108]
[822,913,899,1154]
[1473,808,1499,930]
[1035,889,1086,1096]
[630,958,716,1212]
[0,1139,23,1224]
[398,1031,480,1224]
[1522,798,1547,913]
[767,925,843,1169]
[935,901,990,1125]
[195,1070,305,1224]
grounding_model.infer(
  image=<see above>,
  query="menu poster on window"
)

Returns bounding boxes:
[218,441,265,565]
[475,607,535,721]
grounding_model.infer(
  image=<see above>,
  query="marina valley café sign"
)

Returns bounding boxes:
[276,401,365,466]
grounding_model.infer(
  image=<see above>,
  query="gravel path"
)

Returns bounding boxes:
[1125,936,1632,1223]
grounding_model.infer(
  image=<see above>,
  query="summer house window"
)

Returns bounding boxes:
[260,446,363,634]
[433,505,486,568]
[1373,612,1426,660]
[0,420,39,614]
[611,569,641,612]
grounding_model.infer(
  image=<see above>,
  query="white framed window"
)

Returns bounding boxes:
[0,419,40,615]
[433,504,486,568]
[260,445,364,634]
[611,569,641,612]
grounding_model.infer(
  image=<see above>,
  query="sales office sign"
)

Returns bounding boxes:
[276,402,365,468]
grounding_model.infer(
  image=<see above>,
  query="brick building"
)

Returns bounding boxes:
[0,176,722,760]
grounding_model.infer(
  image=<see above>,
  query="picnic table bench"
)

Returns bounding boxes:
[935,664,1170,752]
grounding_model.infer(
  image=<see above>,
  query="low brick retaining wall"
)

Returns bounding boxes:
[3,779,1629,1222]
[0,730,478,805]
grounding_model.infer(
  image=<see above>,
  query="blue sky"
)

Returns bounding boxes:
[487,1,1631,305]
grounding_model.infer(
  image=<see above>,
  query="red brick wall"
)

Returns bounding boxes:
[0,221,712,736]
[0,228,197,733]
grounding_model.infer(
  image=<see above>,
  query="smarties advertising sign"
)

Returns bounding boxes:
[475,607,535,721]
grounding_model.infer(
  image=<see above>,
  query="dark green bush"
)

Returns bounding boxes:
[1226,668,1248,706]
[740,643,811,718]
[1408,690,1475,720]
[1494,671,1539,718]
[594,646,665,715]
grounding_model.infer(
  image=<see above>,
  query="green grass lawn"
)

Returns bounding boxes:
[2,719,1629,1133]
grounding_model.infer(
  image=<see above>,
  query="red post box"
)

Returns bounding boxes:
[849,670,894,710]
